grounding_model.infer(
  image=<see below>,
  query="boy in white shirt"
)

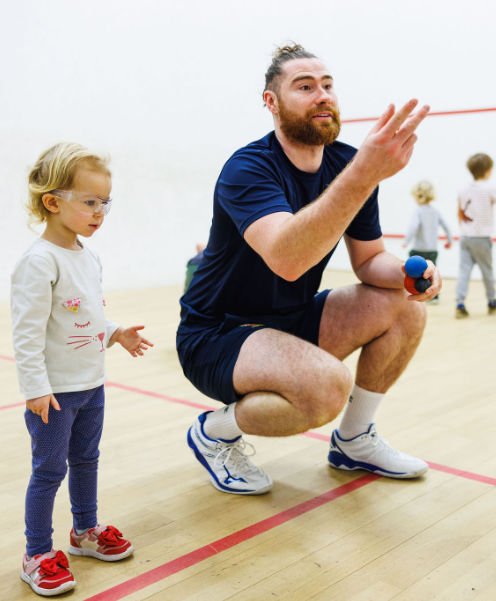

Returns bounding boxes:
[12,143,153,596]
[455,153,496,318]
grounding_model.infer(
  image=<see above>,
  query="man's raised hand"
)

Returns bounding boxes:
[353,100,430,183]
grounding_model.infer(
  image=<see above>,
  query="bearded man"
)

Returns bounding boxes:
[176,44,440,495]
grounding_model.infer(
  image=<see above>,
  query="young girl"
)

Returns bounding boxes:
[403,180,452,302]
[11,143,153,596]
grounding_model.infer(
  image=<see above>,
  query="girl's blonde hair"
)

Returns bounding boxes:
[411,180,435,205]
[27,142,111,224]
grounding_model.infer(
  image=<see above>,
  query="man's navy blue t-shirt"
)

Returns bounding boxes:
[179,131,382,331]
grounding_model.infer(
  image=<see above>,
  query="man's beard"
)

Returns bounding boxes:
[278,100,341,146]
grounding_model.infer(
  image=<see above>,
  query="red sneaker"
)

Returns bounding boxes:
[21,550,76,596]
[69,524,134,561]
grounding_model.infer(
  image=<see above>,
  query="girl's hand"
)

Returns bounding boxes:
[26,394,60,424]
[113,325,154,357]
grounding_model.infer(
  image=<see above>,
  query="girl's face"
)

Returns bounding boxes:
[44,167,112,244]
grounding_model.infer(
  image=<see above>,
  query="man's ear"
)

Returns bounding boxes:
[263,90,279,115]
[41,193,61,214]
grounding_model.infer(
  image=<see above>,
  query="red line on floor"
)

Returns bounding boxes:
[1,354,495,486]
[0,401,25,411]
[426,462,496,486]
[84,474,378,601]
[106,380,212,411]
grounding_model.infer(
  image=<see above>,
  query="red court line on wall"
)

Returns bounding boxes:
[85,474,378,601]
[342,106,496,124]
[383,233,496,243]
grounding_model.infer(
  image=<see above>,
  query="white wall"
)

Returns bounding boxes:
[1,0,495,301]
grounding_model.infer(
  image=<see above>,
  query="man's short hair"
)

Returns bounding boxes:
[263,43,317,96]
[466,153,494,180]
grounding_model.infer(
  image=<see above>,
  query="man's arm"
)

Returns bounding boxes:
[345,236,403,288]
[244,100,429,281]
[345,236,442,300]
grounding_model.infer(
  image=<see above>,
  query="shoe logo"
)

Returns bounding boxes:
[223,466,247,485]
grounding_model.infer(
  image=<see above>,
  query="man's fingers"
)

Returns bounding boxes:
[370,103,395,133]
[399,134,417,163]
[41,406,49,424]
[51,395,61,411]
[381,99,419,136]
[395,105,430,143]
[401,132,418,149]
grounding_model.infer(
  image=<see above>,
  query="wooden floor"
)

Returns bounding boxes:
[2,271,496,601]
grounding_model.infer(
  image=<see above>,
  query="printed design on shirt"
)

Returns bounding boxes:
[67,332,105,352]
[74,321,91,329]
[63,298,81,313]
[460,199,474,223]
[102,298,107,307]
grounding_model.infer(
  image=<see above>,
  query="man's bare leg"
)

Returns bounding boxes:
[232,328,352,436]
[318,284,426,392]
[188,284,427,492]
[318,283,426,436]
[314,283,428,478]
[231,284,425,436]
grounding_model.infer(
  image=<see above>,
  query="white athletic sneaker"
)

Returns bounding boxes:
[187,412,273,494]
[328,424,428,479]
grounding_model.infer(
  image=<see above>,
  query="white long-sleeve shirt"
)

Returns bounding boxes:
[458,180,496,237]
[11,238,118,400]
[404,204,452,251]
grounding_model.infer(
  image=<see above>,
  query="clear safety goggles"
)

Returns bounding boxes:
[52,189,112,216]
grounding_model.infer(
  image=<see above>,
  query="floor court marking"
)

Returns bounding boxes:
[107,379,496,487]
[1,355,495,486]
[0,401,25,411]
[85,474,379,601]
[2,354,495,599]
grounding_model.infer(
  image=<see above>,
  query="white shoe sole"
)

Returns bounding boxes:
[21,571,76,596]
[329,461,428,479]
[68,544,134,562]
[209,476,273,495]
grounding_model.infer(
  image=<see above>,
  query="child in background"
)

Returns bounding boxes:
[404,180,452,303]
[455,153,496,319]
[11,143,153,596]
[184,242,206,291]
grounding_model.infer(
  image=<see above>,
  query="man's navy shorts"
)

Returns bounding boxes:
[176,289,331,405]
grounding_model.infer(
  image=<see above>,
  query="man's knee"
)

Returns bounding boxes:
[380,288,427,334]
[305,362,352,428]
[399,296,427,337]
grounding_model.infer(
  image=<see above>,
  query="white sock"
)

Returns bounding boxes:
[203,404,243,441]
[338,384,384,439]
